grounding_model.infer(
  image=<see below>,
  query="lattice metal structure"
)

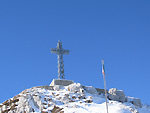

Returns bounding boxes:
[51,40,69,79]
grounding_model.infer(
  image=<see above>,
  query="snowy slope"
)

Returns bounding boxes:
[0,82,150,113]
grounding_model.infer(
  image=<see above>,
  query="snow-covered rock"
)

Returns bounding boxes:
[84,86,99,95]
[67,83,84,93]
[0,82,149,113]
[108,88,126,102]
[127,97,142,108]
[53,85,60,91]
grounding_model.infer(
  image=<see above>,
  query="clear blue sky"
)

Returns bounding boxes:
[0,1,150,104]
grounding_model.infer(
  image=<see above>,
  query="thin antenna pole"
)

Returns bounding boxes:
[102,59,109,113]
[103,75,109,113]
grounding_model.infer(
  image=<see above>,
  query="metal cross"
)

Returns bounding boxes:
[51,40,69,79]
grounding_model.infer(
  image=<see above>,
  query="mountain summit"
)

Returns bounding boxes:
[0,79,150,113]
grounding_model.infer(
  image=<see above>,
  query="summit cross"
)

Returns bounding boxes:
[51,40,69,79]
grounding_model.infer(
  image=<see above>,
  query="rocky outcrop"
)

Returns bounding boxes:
[108,88,142,108]
[108,88,126,102]
[83,86,98,95]
[0,94,20,112]
[51,106,64,113]
[95,88,107,95]
[127,97,142,108]
[68,83,84,93]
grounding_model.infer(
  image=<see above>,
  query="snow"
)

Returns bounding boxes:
[138,105,150,113]
[29,85,150,113]
[1,83,150,113]
[29,99,40,112]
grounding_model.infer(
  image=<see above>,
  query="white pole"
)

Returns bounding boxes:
[102,59,109,113]
[103,75,109,113]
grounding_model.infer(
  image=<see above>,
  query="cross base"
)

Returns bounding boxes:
[50,79,74,86]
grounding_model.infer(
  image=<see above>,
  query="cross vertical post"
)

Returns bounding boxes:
[51,40,69,79]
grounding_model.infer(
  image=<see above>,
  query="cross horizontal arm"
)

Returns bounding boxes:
[51,48,69,55]
[63,50,69,54]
